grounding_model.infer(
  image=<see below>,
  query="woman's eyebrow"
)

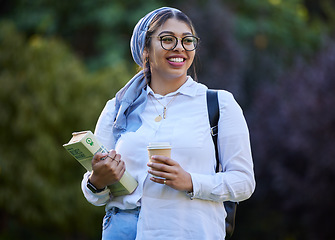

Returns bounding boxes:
[158,31,193,36]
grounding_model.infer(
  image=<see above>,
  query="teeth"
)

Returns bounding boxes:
[169,58,184,63]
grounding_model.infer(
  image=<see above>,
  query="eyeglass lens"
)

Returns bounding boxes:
[160,35,198,51]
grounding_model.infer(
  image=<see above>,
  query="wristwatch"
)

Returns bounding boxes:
[87,179,106,193]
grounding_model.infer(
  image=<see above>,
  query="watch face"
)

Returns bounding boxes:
[87,180,99,193]
[87,179,106,193]
[87,181,98,193]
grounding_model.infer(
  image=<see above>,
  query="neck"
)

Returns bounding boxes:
[150,75,188,95]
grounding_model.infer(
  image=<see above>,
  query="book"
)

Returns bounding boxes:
[63,130,138,197]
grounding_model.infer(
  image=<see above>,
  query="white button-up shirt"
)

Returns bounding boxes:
[81,77,255,239]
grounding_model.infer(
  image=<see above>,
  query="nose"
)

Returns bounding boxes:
[174,38,184,51]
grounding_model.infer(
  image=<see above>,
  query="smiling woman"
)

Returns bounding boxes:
[144,17,196,95]
[80,7,255,240]
[142,10,199,95]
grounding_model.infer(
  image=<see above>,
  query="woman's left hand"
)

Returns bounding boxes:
[147,155,193,192]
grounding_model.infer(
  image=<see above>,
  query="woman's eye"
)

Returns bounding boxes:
[183,37,194,44]
[161,37,174,42]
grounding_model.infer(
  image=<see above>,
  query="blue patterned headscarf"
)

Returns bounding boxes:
[112,7,181,143]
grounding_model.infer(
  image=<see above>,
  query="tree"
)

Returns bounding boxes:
[0,21,130,239]
[2,0,335,238]
[0,0,166,70]
[246,40,335,239]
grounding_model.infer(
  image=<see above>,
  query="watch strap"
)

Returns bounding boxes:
[87,179,106,193]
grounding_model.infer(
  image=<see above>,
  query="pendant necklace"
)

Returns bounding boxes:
[149,93,180,122]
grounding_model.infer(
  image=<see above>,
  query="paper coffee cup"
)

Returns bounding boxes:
[147,142,171,179]
[147,142,171,162]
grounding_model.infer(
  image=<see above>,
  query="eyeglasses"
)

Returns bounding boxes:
[155,35,199,51]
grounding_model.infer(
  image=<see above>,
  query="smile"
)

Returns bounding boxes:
[167,57,185,63]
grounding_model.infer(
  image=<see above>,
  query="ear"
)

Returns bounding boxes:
[143,49,149,59]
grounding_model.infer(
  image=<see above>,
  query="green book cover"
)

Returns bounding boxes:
[63,130,138,196]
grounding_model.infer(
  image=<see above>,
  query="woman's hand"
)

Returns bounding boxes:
[89,150,126,189]
[147,155,193,192]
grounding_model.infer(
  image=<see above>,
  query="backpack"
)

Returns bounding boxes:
[206,89,238,239]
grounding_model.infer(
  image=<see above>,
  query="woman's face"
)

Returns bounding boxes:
[145,18,196,83]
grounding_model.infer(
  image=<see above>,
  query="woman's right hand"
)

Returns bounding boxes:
[89,150,126,190]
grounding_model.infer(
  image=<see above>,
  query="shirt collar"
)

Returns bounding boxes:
[146,76,198,98]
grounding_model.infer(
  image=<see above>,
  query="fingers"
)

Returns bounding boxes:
[147,157,176,173]
[107,151,121,165]
[150,176,168,185]
[147,156,173,181]
[116,163,126,180]
[92,152,108,164]
[147,157,193,192]
[148,167,171,178]
[149,169,193,192]
[107,150,117,160]
[89,148,128,188]
[92,150,124,176]
[150,155,173,165]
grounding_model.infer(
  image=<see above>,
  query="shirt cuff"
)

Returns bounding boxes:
[189,172,230,202]
[81,171,111,206]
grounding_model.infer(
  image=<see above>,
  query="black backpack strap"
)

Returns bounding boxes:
[206,89,220,172]
[206,89,237,239]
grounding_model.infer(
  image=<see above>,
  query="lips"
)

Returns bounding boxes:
[167,57,185,63]
[167,56,186,67]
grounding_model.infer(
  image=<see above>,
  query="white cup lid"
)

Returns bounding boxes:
[147,142,171,149]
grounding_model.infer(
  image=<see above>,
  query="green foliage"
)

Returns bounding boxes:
[0,21,130,239]
[207,0,330,107]
[3,0,166,70]
[1,0,335,239]
[230,0,326,55]
[3,0,332,74]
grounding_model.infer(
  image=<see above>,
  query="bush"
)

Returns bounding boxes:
[0,21,131,239]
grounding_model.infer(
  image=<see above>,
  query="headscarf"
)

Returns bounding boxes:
[112,7,181,143]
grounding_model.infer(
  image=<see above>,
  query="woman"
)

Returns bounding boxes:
[81,7,255,240]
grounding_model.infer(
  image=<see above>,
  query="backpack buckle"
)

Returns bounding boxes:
[211,125,218,136]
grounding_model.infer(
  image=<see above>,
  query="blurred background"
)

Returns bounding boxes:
[1,0,335,239]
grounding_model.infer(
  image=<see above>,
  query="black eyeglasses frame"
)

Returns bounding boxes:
[154,35,200,51]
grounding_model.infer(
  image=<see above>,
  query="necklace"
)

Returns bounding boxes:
[149,93,180,122]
